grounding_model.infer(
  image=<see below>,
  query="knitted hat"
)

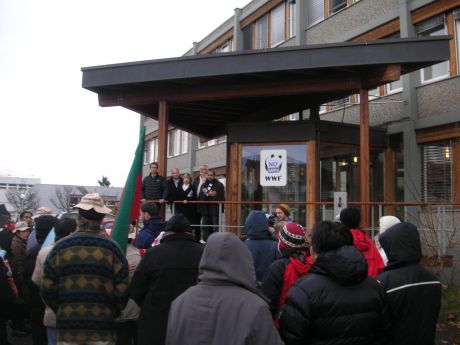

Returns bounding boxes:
[379,216,400,235]
[278,222,307,251]
[277,204,291,217]
[339,207,360,229]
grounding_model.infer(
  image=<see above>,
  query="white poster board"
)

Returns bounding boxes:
[334,192,348,219]
[260,149,287,186]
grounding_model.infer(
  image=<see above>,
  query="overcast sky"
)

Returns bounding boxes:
[0,0,248,187]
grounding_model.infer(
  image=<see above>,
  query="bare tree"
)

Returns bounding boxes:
[50,185,74,212]
[5,187,39,215]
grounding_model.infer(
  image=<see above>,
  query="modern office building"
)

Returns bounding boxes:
[137,0,459,222]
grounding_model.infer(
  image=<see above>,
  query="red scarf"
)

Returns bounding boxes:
[275,252,313,328]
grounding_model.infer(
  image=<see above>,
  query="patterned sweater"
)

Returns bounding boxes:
[41,224,129,343]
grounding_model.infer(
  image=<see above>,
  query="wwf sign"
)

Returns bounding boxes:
[260,149,287,186]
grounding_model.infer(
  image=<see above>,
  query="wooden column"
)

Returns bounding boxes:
[157,101,169,219]
[225,143,240,234]
[157,100,169,177]
[384,148,396,216]
[307,140,319,230]
[360,89,370,230]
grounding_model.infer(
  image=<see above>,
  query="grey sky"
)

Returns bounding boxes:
[0,0,248,187]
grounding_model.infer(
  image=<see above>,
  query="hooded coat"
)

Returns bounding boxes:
[166,232,283,345]
[377,222,441,345]
[280,245,387,345]
[244,211,278,284]
[130,231,203,345]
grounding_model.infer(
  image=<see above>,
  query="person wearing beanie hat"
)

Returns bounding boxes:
[262,222,313,326]
[130,213,204,345]
[41,193,129,344]
[375,215,401,266]
[377,222,441,345]
[339,207,384,278]
[275,204,292,222]
[244,211,278,286]
[279,221,387,345]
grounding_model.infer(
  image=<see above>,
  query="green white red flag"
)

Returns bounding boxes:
[112,126,145,253]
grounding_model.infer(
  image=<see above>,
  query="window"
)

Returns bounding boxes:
[309,0,324,25]
[217,40,232,53]
[289,1,296,37]
[198,136,226,149]
[330,0,347,15]
[243,25,253,50]
[271,3,285,47]
[167,129,189,157]
[368,87,380,100]
[455,8,460,71]
[331,97,351,110]
[417,15,449,82]
[387,79,403,94]
[422,140,453,201]
[149,138,158,163]
[254,14,269,49]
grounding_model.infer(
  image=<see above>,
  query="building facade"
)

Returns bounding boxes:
[142,0,460,223]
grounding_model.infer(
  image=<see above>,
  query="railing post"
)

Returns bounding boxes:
[218,202,223,232]
[172,202,175,216]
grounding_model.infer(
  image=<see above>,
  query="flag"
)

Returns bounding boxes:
[112,126,145,253]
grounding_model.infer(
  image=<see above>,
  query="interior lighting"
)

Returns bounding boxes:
[445,146,450,159]
[353,156,358,163]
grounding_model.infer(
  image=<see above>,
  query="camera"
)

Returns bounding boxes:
[266,213,277,227]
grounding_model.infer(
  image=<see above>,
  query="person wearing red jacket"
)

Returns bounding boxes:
[339,208,384,277]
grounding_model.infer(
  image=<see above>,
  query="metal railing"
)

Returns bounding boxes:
[146,200,460,237]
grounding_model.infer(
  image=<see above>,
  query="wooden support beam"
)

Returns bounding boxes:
[157,100,168,178]
[360,89,370,230]
[98,77,363,107]
[307,140,319,230]
[225,143,241,234]
[384,148,397,216]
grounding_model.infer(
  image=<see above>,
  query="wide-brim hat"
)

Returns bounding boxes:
[15,221,31,232]
[33,206,55,219]
[74,193,112,214]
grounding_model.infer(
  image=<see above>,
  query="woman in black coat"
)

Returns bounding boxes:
[174,173,197,225]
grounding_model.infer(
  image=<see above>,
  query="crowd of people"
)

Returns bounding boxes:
[0,165,443,345]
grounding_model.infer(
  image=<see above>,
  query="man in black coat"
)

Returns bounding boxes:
[141,162,168,214]
[166,167,183,213]
[197,170,225,241]
[377,222,441,345]
[279,221,387,345]
[130,214,204,345]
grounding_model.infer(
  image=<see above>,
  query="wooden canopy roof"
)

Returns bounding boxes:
[82,36,450,139]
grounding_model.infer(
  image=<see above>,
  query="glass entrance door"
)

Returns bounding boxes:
[241,144,307,225]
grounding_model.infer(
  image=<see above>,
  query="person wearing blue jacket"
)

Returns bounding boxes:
[136,203,166,249]
[244,210,278,286]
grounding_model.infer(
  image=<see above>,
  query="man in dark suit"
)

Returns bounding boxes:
[197,170,225,241]
[167,168,183,213]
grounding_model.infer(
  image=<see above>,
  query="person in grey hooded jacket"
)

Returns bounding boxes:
[165,232,283,345]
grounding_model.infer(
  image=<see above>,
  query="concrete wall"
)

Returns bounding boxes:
[417,75,460,120]
[305,0,399,44]
[320,92,404,127]
[195,143,227,170]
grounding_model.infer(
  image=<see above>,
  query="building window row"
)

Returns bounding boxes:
[198,136,227,149]
[168,129,189,158]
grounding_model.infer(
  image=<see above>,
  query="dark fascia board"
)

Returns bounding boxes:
[81,36,451,90]
[227,120,386,148]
